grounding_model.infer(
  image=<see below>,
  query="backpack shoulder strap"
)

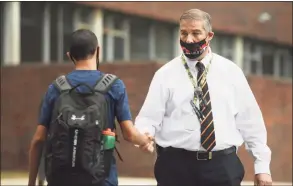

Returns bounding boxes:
[94,74,118,94]
[53,75,72,92]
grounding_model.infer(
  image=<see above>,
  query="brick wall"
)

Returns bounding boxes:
[1,62,292,182]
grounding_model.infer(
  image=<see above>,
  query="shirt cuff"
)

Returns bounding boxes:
[254,161,271,175]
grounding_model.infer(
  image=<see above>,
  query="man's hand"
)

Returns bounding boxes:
[139,140,155,153]
[142,132,154,144]
[139,133,154,153]
[254,173,272,186]
[134,132,154,153]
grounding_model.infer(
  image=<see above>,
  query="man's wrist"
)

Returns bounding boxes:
[254,161,271,175]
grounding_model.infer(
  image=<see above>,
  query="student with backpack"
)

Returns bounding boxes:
[28,29,153,186]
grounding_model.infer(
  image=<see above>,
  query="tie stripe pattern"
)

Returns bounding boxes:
[196,62,216,151]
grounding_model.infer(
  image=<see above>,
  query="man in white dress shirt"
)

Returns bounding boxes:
[135,9,273,186]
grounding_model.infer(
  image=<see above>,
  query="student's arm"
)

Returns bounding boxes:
[119,120,152,146]
[113,79,152,146]
[28,125,47,186]
[28,84,56,186]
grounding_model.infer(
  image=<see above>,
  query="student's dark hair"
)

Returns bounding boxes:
[69,29,98,61]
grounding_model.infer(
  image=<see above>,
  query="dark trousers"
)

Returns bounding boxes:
[47,157,118,186]
[154,146,245,186]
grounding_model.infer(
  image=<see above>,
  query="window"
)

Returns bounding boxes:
[287,51,292,78]
[154,23,175,61]
[63,4,75,62]
[210,34,235,61]
[50,2,76,62]
[243,38,292,79]
[130,17,151,60]
[20,2,44,62]
[262,46,274,75]
[79,6,94,24]
[102,34,107,62]
[103,12,129,62]
[50,2,58,62]
[278,49,292,78]
[102,11,178,63]
[250,59,259,74]
[279,52,286,77]
[243,40,262,75]
[114,37,125,60]
[19,2,92,64]
[210,36,220,54]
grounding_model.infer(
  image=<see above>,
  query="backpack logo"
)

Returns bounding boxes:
[71,114,85,121]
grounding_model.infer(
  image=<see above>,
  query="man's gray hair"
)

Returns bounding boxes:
[180,9,212,32]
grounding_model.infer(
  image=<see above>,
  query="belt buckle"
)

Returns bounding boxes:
[196,151,212,160]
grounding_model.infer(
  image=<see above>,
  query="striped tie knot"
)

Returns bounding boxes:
[196,61,205,73]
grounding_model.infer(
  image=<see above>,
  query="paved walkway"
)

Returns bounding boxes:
[1,177,292,185]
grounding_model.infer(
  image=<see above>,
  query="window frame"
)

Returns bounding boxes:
[243,38,292,79]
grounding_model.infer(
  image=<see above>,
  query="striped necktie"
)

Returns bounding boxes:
[196,61,216,151]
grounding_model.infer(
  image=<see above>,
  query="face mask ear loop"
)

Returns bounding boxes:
[70,54,76,64]
[96,47,100,70]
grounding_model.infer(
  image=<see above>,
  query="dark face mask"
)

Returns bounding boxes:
[180,38,208,59]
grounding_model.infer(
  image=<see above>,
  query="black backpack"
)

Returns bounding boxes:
[45,74,118,186]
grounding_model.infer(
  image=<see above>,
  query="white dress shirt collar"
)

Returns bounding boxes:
[183,47,213,72]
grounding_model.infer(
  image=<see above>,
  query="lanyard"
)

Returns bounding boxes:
[181,54,213,104]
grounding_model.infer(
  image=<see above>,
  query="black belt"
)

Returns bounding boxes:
[156,145,236,160]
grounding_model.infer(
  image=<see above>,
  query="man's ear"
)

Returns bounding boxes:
[66,52,70,60]
[207,32,214,42]
[66,52,75,63]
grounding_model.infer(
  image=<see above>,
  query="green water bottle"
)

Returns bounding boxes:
[102,128,116,150]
